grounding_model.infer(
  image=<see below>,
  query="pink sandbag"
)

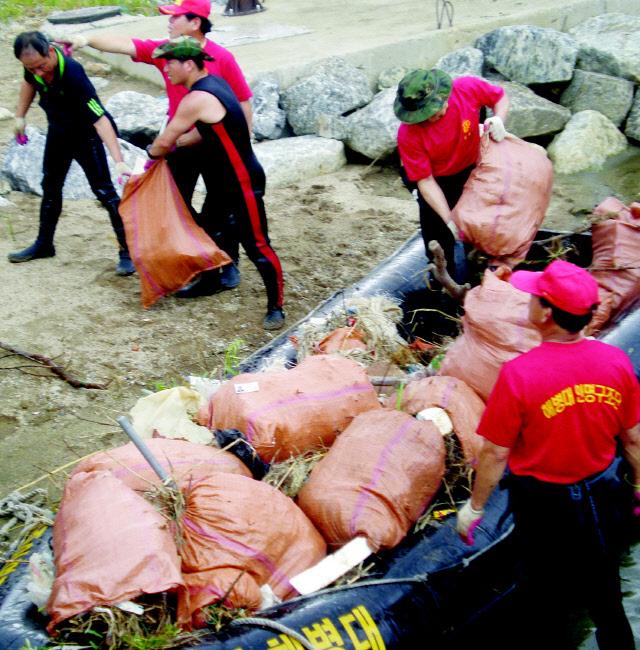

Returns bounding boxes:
[297,409,445,552]
[119,160,231,308]
[47,471,184,632]
[451,135,553,264]
[73,438,251,492]
[177,473,326,627]
[398,375,485,466]
[588,197,640,333]
[202,354,381,462]
[439,269,541,401]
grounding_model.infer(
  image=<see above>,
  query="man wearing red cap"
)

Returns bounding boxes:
[456,260,640,649]
[62,0,252,290]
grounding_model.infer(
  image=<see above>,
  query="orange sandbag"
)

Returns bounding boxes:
[398,375,485,466]
[47,471,184,632]
[203,355,381,462]
[177,473,325,627]
[297,409,445,552]
[439,269,541,401]
[73,438,251,492]
[588,198,640,333]
[314,326,368,355]
[119,160,231,308]
[451,135,553,264]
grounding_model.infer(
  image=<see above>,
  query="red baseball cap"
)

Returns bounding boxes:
[510,260,600,316]
[158,0,211,19]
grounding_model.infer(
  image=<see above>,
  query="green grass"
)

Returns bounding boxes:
[0,0,158,23]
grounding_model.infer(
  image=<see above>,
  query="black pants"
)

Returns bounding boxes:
[200,185,284,310]
[414,165,473,279]
[39,129,127,251]
[507,458,635,650]
[167,144,240,263]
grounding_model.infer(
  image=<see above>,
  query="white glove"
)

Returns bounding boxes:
[14,116,26,135]
[456,499,484,545]
[484,115,506,142]
[115,161,132,185]
[447,219,460,241]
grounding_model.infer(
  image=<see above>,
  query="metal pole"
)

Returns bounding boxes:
[116,416,177,489]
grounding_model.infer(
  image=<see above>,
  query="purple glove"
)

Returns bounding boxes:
[144,158,157,172]
[15,133,29,146]
[634,491,640,518]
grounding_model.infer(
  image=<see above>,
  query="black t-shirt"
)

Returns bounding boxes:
[24,47,112,135]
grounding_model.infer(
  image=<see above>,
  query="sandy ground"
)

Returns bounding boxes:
[0,18,639,499]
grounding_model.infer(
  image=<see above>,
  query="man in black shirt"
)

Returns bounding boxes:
[146,36,285,330]
[9,31,134,276]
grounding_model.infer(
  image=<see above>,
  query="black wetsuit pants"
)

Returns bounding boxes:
[507,457,635,650]
[38,129,127,252]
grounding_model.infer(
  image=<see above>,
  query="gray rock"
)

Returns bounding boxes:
[2,126,146,199]
[377,66,409,91]
[317,115,350,141]
[0,195,15,208]
[625,93,640,142]
[570,14,640,83]
[560,69,634,127]
[475,25,578,85]
[105,91,168,143]
[255,136,346,188]
[47,5,121,24]
[547,110,628,174]
[342,88,400,160]
[0,106,12,121]
[493,81,571,138]
[435,47,484,77]
[250,74,287,141]
[89,76,110,92]
[280,57,374,136]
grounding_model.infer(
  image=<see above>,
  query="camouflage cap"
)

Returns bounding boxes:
[151,36,213,61]
[394,69,453,124]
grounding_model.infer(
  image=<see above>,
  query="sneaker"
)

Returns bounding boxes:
[115,251,136,276]
[174,271,221,298]
[8,241,55,263]
[220,262,241,289]
[263,307,285,331]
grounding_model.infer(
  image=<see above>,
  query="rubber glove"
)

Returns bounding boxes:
[634,486,640,517]
[115,161,132,185]
[456,499,484,545]
[447,219,460,242]
[14,116,28,146]
[484,116,506,142]
[144,158,157,172]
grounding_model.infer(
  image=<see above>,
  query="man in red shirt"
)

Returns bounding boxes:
[394,69,509,277]
[64,0,252,290]
[456,260,640,649]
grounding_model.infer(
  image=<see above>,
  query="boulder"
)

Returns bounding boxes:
[255,135,346,188]
[377,66,409,91]
[1,126,146,199]
[105,91,168,144]
[318,88,399,160]
[625,93,640,143]
[475,25,578,85]
[493,80,571,138]
[89,76,109,92]
[560,69,634,127]
[250,74,287,141]
[547,110,627,174]
[435,47,484,77]
[280,57,373,136]
[569,13,640,83]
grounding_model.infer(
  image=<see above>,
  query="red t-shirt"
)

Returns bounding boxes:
[132,38,252,118]
[397,76,504,181]
[477,339,640,484]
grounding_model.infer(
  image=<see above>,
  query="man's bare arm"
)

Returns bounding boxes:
[417,175,452,224]
[492,93,510,122]
[16,81,36,118]
[93,115,124,164]
[240,99,253,134]
[621,423,640,487]
[469,439,510,511]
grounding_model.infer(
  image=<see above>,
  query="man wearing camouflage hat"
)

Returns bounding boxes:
[60,0,252,291]
[146,37,285,331]
[394,69,509,277]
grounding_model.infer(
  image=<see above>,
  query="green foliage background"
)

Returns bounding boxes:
[0,0,159,23]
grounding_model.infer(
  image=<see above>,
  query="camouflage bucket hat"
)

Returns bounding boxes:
[394,69,453,124]
[151,35,213,61]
